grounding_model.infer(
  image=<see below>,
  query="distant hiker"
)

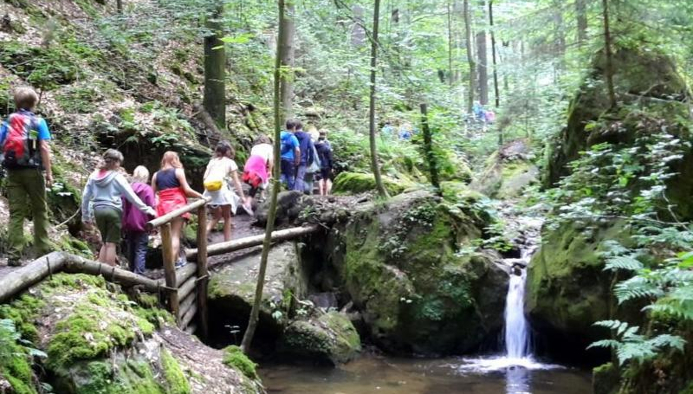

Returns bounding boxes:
[399,124,413,140]
[242,135,273,208]
[122,165,156,275]
[473,101,484,121]
[203,141,248,242]
[293,120,316,194]
[0,87,54,266]
[484,110,496,124]
[315,130,334,196]
[381,121,395,138]
[81,150,156,267]
[153,151,204,268]
[280,119,300,189]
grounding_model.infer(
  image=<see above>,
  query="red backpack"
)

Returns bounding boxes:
[1,111,42,169]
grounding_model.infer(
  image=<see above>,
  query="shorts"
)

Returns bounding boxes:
[319,168,331,180]
[95,207,122,244]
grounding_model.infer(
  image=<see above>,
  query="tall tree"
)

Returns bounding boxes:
[476,0,489,105]
[489,0,500,107]
[447,0,454,86]
[576,0,588,45]
[241,0,286,354]
[463,0,475,113]
[116,0,123,14]
[369,0,388,199]
[602,0,616,108]
[280,1,296,118]
[351,5,366,47]
[203,1,226,130]
[419,104,440,192]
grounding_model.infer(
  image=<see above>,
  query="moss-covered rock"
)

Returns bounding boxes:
[222,346,258,380]
[330,190,506,355]
[332,172,414,196]
[593,362,620,394]
[470,140,538,199]
[278,311,361,365]
[208,242,308,349]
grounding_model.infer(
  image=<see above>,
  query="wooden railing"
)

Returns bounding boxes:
[147,197,211,337]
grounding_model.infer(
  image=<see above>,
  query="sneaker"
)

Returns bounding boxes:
[242,202,254,216]
[175,258,186,269]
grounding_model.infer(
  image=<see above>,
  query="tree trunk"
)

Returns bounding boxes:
[489,0,499,107]
[203,1,226,130]
[602,0,616,109]
[420,104,440,192]
[351,5,366,47]
[476,1,488,105]
[116,0,123,13]
[553,0,566,69]
[369,0,388,199]
[241,0,287,355]
[280,1,296,119]
[576,0,588,45]
[463,0,475,113]
[447,0,454,86]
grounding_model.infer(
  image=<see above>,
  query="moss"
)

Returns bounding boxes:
[59,359,165,394]
[0,42,81,90]
[0,320,38,394]
[593,362,620,394]
[333,172,411,196]
[0,294,45,342]
[160,349,191,394]
[222,346,258,380]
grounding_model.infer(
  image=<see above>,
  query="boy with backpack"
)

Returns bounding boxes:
[0,87,54,266]
[293,120,316,193]
[280,119,300,190]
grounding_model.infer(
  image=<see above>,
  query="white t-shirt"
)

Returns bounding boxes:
[204,157,238,183]
[250,143,273,164]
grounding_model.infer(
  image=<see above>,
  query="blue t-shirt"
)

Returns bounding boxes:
[0,109,52,145]
[280,131,299,161]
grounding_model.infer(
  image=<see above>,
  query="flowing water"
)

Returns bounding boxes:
[260,215,593,393]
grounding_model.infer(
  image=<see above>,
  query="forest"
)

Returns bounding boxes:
[0,0,692,393]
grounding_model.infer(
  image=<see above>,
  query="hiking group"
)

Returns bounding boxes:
[0,87,334,274]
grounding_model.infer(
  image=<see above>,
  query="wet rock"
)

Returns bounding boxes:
[254,191,314,227]
[278,311,361,365]
[308,292,338,309]
[330,190,507,355]
[470,139,538,199]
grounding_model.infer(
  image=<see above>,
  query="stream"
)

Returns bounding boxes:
[260,211,593,394]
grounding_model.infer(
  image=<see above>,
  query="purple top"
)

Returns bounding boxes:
[122,182,156,232]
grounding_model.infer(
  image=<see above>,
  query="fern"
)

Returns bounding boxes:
[604,255,644,272]
[614,277,664,303]
[590,320,686,365]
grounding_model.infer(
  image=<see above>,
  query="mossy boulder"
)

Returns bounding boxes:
[526,220,643,362]
[207,242,309,349]
[254,191,314,227]
[471,140,538,199]
[332,172,413,196]
[331,190,507,355]
[278,311,361,365]
[0,273,261,393]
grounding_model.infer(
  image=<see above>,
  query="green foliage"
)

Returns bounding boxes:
[0,319,42,394]
[0,42,81,90]
[160,349,191,394]
[222,346,257,380]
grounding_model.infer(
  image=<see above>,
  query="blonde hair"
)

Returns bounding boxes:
[14,87,39,110]
[132,165,150,183]
[101,149,124,171]
[160,151,183,169]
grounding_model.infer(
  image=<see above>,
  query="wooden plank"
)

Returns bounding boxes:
[186,225,320,260]
[177,276,196,302]
[0,252,68,303]
[146,197,210,230]
[180,303,198,330]
[161,223,180,323]
[196,204,210,339]
[179,291,196,319]
[174,263,198,288]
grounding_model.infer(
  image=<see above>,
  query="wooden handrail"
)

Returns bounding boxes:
[146,197,211,230]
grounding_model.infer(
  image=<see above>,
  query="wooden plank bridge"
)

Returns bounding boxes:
[0,197,320,339]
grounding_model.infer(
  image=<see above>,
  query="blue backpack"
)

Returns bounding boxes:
[281,132,294,155]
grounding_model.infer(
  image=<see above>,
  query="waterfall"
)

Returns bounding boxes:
[504,269,529,359]
[503,246,534,360]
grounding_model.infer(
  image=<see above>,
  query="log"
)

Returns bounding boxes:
[0,252,68,303]
[186,225,321,260]
[174,263,198,288]
[147,197,210,230]
[179,291,196,319]
[177,276,197,302]
[196,205,210,339]
[63,255,162,293]
[180,303,197,330]
[161,223,180,323]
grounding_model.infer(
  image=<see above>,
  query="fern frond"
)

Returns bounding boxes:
[604,255,643,272]
[587,339,621,350]
[593,320,625,330]
[614,277,663,303]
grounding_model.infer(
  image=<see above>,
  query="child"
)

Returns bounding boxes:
[122,166,156,275]
[82,150,156,266]
[242,135,273,207]
[204,141,248,242]
[152,151,204,268]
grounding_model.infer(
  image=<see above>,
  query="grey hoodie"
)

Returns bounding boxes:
[81,170,153,221]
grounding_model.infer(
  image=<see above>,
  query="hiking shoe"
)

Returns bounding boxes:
[242,202,254,216]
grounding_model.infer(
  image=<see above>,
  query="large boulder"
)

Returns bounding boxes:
[471,139,538,199]
[207,242,309,349]
[330,191,507,355]
[0,273,261,394]
[332,172,414,196]
[254,191,314,227]
[278,311,361,365]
